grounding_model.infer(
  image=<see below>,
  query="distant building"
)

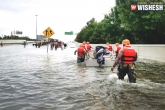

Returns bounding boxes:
[37,35,46,40]
[37,35,58,43]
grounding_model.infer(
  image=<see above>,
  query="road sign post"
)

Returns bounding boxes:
[47,38,49,53]
[43,27,55,53]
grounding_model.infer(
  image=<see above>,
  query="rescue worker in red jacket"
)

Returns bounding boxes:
[58,41,63,50]
[85,41,93,59]
[82,41,87,60]
[82,41,86,50]
[106,42,113,51]
[74,44,86,63]
[111,39,137,83]
[115,43,121,58]
[106,42,114,58]
[54,41,58,50]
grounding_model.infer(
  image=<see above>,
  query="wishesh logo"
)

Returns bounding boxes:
[130,2,164,11]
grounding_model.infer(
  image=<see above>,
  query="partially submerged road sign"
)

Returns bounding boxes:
[43,27,55,38]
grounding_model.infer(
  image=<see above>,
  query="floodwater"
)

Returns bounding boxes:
[0,43,165,110]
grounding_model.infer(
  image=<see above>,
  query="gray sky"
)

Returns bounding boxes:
[0,0,115,40]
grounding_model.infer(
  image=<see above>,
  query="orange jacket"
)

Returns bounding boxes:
[116,46,121,54]
[78,47,85,57]
[108,45,112,51]
[82,45,86,49]
[86,44,91,51]
[121,45,136,64]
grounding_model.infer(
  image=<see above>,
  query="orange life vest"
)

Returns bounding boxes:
[86,45,91,51]
[82,45,86,49]
[78,47,85,57]
[116,46,121,54]
[108,45,112,51]
[121,45,136,64]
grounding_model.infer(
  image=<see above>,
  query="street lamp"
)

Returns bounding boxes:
[36,15,38,41]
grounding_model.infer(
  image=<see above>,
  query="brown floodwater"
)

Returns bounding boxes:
[0,43,165,110]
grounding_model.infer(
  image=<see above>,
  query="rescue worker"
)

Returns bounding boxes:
[74,44,86,63]
[0,41,3,47]
[35,42,38,48]
[85,41,93,59]
[37,42,41,48]
[82,41,87,60]
[114,43,121,58]
[64,43,67,49]
[106,42,114,58]
[104,47,110,55]
[82,41,87,50]
[111,39,137,83]
[50,42,54,50]
[58,41,63,50]
[54,41,58,50]
[106,42,113,51]
[23,41,26,48]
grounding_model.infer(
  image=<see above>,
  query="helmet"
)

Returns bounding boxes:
[116,43,119,46]
[80,43,83,47]
[83,41,86,44]
[87,41,89,44]
[122,39,130,45]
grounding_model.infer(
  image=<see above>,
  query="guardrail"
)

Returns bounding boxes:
[77,43,165,63]
[0,40,26,44]
[131,45,165,62]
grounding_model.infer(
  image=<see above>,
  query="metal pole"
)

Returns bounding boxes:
[47,38,49,53]
[36,15,38,41]
[11,31,12,39]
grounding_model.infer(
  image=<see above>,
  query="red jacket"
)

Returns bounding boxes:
[86,44,91,51]
[78,47,85,57]
[121,45,136,64]
[82,45,86,50]
[116,46,121,54]
[108,45,112,51]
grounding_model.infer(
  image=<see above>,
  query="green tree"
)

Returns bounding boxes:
[75,0,165,44]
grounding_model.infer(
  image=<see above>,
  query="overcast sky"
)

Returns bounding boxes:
[0,0,116,40]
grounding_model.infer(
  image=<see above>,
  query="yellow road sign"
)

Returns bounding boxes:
[43,27,55,38]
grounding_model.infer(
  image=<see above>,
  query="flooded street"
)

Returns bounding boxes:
[0,44,165,110]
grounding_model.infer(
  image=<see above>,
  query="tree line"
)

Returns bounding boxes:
[75,0,165,44]
[0,35,36,41]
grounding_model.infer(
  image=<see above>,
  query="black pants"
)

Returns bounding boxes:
[116,53,118,59]
[77,56,85,63]
[117,63,136,83]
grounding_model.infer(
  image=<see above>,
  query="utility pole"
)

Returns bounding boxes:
[36,15,38,41]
